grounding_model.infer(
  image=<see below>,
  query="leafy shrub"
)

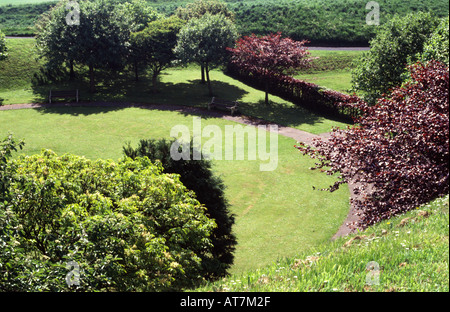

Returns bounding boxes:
[123,138,236,279]
[351,12,440,104]
[420,16,449,66]
[0,150,216,291]
[0,29,6,62]
[0,134,24,198]
[297,61,449,229]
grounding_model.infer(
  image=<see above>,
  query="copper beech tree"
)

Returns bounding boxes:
[296,61,449,229]
[227,32,314,105]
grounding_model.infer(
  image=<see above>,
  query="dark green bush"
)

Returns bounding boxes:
[0,149,215,291]
[123,138,236,279]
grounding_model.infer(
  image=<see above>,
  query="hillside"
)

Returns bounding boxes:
[1,0,449,44]
[195,195,449,292]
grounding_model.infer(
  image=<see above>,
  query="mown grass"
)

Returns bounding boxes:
[194,195,449,291]
[0,38,353,134]
[0,107,350,273]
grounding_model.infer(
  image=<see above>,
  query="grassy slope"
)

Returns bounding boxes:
[195,195,449,291]
[0,107,350,273]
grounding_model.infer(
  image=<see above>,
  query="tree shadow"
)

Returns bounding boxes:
[237,99,324,129]
[31,73,250,119]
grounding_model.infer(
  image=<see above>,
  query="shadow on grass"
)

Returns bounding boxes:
[31,71,250,120]
[29,67,335,130]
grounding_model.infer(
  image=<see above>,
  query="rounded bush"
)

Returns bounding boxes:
[0,150,216,291]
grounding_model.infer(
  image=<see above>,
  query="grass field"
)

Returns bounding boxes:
[195,194,449,291]
[0,107,350,273]
[0,38,359,134]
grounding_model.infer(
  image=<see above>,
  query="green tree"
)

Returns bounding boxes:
[131,16,185,87]
[420,16,449,66]
[174,13,238,96]
[117,0,159,81]
[175,0,235,83]
[351,12,439,104]
[36,0,137,92]
[0,30,7,62]
[123,138,236,279]
[35,0,79,80]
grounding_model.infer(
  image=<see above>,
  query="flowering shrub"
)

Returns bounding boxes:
[296,61,449,229]
[0,150,215,291]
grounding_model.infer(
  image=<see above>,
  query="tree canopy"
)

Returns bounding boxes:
[174,13,238,96]
[131,16,185,89]
[1,148,216,291]
[297,60,449,229]
[351,12,440,104]
[0,30,7,62]
[227,32,314,105]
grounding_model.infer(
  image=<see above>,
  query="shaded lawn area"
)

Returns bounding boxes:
[0,107,350,273]
[0,38,351,135]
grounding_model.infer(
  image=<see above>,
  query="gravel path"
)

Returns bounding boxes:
[0,101,359,238]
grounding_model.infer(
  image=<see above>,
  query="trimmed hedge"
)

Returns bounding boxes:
[226,62,360,121]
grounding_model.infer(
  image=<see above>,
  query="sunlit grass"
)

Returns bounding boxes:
[195,195,449,291]
[0,107,350,273]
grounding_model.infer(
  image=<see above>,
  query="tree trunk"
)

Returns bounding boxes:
[265,80,269,105]
[89,65,95,93]
[205,62,213,97]
[134,60,139,82]
[69,59,75,81]
[152,72,158,93]
[201,62,206,84]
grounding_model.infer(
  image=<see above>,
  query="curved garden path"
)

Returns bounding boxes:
[1,101,359,238]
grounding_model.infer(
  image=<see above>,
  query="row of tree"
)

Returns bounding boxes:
[35,0,238,95]
[35,0,318,99]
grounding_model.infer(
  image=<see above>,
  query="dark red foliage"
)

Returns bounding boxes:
[296,61,449,229]
[227,32,313,77]
[226,62,361,120]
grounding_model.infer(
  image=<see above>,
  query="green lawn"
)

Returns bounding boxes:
[294,49,364,94]
[196,194,449,292]
[0,38,352,135]
[0,107,350,274]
